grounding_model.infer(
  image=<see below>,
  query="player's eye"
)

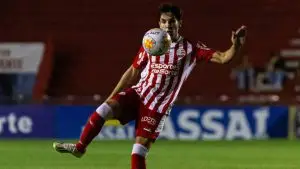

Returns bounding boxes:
[169,19,175,24]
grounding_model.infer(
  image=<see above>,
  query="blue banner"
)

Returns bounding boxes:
[160,106,288,140]
[54,105,289,140]
[54,106,95,139]
[0,105,55,138]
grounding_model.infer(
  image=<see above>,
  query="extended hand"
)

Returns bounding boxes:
[231,25,247,46]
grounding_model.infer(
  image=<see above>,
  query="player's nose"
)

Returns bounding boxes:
[164,26,172,31]
[164,21,171,28]
[161,27,169,32]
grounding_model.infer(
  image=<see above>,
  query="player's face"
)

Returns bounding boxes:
[159,12,181,41]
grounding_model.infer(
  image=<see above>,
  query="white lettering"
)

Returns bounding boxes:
[95,125,135,140]
[150,63,178,70]
[101,126,115,139]
[127,126,135,139]
[178,110,200,140]
[141,116,156,125]
[115,127,127,139]
[18,116,33,134]
[0,113,33,135]
[150,63,179,75]
[202,110,224,140]
[0,117,7,134]
[8,113,17,134]
[159,117,176,139]
[226,110,252,140]
[254,108,269,139]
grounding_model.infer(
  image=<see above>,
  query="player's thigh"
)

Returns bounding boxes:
[135,106,168,142]
[110,88,140,124]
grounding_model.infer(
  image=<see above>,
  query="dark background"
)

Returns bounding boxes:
[0,0,299,104]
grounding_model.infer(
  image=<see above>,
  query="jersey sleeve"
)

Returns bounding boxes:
[132,46,149,69]
[194,41,216,62]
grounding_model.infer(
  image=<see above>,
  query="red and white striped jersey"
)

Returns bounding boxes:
[132,36,215,114]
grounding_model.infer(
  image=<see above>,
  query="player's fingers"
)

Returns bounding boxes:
[233,25,247,35]
[232,31,237,38]
[241,25,247,29]
[235,27,243,35]
[238,25,247,30]
[235,26,247,37]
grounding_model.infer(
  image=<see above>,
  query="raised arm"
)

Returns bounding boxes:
[210,25,247,64]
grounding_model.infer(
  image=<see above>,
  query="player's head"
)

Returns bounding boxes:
[158,3,183,42]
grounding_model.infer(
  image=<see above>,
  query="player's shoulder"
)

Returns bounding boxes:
[181,38,202,54]
[182,37,211,48]
[181,37,198,48]
[136,45,148,55]
[138,45,145,51]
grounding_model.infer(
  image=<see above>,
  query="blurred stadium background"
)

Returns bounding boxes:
[1,0,300,169]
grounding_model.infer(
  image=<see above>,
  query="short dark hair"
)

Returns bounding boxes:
[158,3,183,21]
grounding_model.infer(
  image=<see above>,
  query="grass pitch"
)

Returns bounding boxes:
[0,140,300,169]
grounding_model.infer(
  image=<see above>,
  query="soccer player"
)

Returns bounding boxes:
[53,3,247,169]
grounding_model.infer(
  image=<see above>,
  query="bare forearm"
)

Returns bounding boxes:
[223,44,240,63]
[108,76,133,99]
[210,44,241,64]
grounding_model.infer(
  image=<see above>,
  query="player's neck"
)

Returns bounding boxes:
[171,34,181,43]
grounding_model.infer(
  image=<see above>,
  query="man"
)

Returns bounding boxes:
[53,3,247,169]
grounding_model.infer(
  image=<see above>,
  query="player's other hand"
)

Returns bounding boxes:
[231,25,247,47]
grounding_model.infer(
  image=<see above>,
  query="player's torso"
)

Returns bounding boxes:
[144,37,193,83]
[133,37,196,113]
